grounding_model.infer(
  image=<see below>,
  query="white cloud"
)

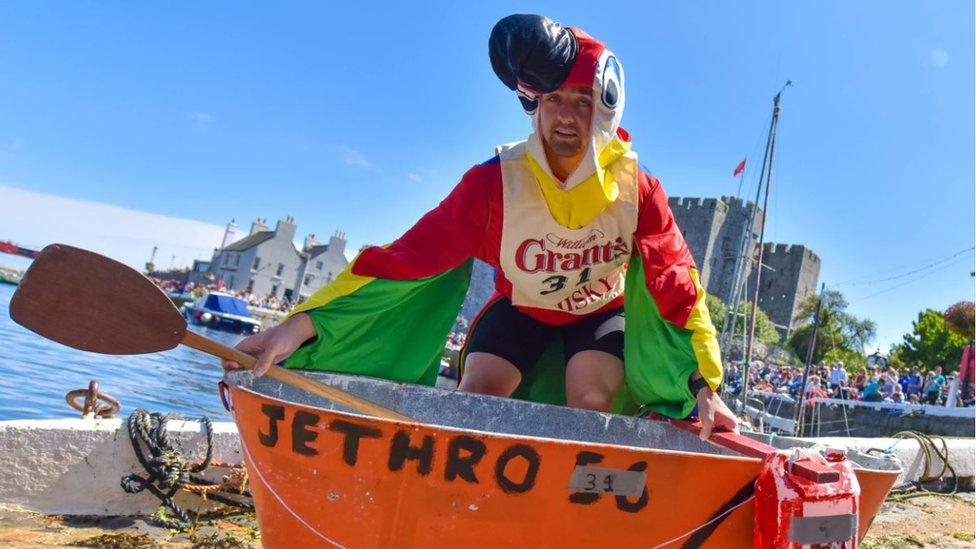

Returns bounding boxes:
[342,147,371,169]
[406,172,422,182]
[0,184,225,271]
[188,110,215,125]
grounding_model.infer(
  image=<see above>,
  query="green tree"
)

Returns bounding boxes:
[707,293,779,345]
[705,294,728,330]
[889,309,968,373]
[788,289,876,367]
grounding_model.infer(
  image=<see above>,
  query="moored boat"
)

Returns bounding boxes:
[181,292,262,334]
[0,270,21,286]
[222,370,902,548]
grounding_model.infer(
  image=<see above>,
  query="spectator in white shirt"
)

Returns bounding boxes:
[829,361,848,390]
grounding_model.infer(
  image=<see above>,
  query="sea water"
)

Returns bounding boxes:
[0,283,235,420]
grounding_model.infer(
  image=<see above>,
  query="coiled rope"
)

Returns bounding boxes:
[121,409,253,528]
[866,430,959,496]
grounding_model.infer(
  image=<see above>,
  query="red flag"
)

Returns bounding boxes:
[733,158,746,176]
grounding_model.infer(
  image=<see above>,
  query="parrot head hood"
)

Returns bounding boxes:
[489,14,627,188]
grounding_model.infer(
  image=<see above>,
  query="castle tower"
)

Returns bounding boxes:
[668,196,763,300]
[751,243,822,340]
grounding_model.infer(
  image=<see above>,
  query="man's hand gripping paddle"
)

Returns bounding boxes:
[9,243,412,422]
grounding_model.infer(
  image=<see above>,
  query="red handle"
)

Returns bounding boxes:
[670,419,841,484]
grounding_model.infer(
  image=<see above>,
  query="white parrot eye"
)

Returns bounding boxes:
[601,55,621,109]
[516,88,539,114]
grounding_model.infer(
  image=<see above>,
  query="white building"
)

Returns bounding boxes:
[209,217,347,301]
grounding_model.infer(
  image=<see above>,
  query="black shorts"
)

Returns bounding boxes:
[465,297,624,375]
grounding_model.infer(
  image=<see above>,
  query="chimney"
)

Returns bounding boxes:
[221,219,238,248]
[303,233,319,251]
[274,216,297,242]
[249,218,269,236]
[328,230,347,256]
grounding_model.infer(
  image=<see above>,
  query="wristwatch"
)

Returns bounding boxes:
[689,376,712,397]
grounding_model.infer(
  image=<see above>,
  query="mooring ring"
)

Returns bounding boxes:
[65,379,121,418]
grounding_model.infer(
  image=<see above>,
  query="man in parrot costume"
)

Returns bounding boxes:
[223,14,738,438]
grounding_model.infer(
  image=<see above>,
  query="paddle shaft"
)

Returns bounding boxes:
[181,330,413,422]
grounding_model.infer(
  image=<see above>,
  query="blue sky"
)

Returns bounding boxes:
[0,2,972,352]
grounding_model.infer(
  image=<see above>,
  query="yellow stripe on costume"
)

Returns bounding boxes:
[525,137,631,229]
[286,251,378,319]
[684,267,723,390]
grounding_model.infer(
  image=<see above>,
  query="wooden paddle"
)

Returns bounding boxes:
[9,243,413,422]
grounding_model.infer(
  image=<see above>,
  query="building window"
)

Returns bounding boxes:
[304,275,313,286]
[276,263,284,276]
[247,279,254,293]
[315,260,324,271]
[271,284,279,296]
[253,257,261,270]
[228,274,235,287]
[327,272,333,282]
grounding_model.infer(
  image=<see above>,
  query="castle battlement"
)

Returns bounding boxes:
[669,196,705,208]
[718,195,759,216]
[762,243,822,264]
[670,195,759,216]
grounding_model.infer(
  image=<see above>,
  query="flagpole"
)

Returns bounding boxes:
[735,155,746,198]
[719,153,756,380]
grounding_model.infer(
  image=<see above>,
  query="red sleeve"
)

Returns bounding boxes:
[633,170,699,327]
[352,161,497,280]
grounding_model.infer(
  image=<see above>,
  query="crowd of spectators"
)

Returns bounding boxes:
[445,331,467,352]
[723,360,974,407]
[150,277,296,313]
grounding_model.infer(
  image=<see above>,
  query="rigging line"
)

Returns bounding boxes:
[741,111,773,200]
[651,494,756,549]
[849,255,972,303]
[834,246,974,282]
[834,247,975,287]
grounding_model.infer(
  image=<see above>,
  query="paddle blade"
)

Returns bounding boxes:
[9,243,186,354]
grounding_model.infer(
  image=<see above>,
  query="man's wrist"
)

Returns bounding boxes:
[690,375,712,398]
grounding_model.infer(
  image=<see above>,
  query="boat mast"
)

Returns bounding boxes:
[719,160,764,367]
[740,81,792,415]
[794,283,826,436]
